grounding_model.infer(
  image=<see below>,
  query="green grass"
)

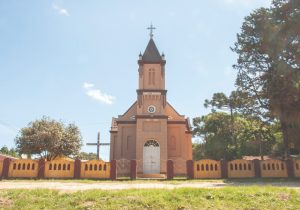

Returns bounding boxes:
[1,187,300,209]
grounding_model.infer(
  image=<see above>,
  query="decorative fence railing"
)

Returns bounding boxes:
[260,159,288,178]
[227,159,255,178]
[9,159,39,178]
[0,160,3,177]
[80,160,110,179]
[194,159,221,179]
[0,158,299,180]
[45,159,75,179]
[294,159,300,178]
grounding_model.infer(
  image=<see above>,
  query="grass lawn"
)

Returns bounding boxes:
[0,186,300,209]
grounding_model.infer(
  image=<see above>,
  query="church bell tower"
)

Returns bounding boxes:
[110,25,193,176]
[137,26,167,115]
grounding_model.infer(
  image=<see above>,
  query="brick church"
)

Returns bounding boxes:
[110,28,192,175]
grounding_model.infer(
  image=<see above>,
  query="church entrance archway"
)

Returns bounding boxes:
[143,140,160,174]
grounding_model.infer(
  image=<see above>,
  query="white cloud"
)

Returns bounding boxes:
[52,3,70,17]
[83,82,116,105]
[83,82,94,89]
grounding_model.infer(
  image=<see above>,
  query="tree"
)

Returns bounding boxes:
[0,146,19,158]
[193,112,277,160]
[232,0,300,157]
[204,91,256,154]
[77,152,98,160]
[193,112,237,160]
[15,117,82,160]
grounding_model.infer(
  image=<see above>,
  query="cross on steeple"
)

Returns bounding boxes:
[147,24,156,38]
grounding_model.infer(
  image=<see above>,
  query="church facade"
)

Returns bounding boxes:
[110,35,192,175]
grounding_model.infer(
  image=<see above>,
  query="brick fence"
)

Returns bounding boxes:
[1,158,299,180]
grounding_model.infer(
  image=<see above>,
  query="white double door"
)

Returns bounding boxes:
[143,143,160,174]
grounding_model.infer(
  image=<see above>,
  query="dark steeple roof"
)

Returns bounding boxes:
[142,38,162,63]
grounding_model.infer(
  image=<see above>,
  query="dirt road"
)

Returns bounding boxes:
[0,180,299,191]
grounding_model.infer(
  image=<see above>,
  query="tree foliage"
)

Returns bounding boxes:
[231,0,300,152]
[0,146,19,158]
[77,152,98,160]
[15,117,82,160]
[193,112,279,160]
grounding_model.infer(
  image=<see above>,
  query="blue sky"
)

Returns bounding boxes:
[0,0,272,161]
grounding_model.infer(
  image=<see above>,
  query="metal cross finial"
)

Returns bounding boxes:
[147,24,156,38]
[86,131,110,160]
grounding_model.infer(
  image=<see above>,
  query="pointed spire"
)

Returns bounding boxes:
[142,38,162,63]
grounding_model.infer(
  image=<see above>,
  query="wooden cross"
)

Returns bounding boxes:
[86,132,110,160]
[147,23,156,38]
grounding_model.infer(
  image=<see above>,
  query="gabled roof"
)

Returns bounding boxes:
[142,38,162,63]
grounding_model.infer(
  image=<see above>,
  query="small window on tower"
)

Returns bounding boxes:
[148,69,155,85]
[127,136,131,151]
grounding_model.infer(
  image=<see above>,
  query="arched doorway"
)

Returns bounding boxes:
[143,140,160,174]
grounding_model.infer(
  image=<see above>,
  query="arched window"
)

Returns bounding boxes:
[32,164,35,170]
[276,164,279,170]
[201,164,204,171]
[104,164,107,171]
[272,163,275,170]
[148,69,152,85]
[49,164,52,170]
[85,164,88,171]
[27,163,30,170]
[152,71,155,85]
[205,164,209,171]
[127,136,131,151]
[248,164,251,170]
[89,164,92,171]
[197,164,200,171]
[13,163,16,170]
[54,164,57,170]
[235,164,237,170]
[22,163,26,170]
[99,164,102,171]
[210,164,213,171]
[94,164,97,171]
[244,163,247,170]
[144,140,159,147]
[67,164,70,170]
[18,163,21,170]
[58,164,61,170]
[63,164,66,171]
[267,163,271,170]
[148,69,155,85]
[170,136,176,150]
[215,164,218,171]
[230,164,233,170]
